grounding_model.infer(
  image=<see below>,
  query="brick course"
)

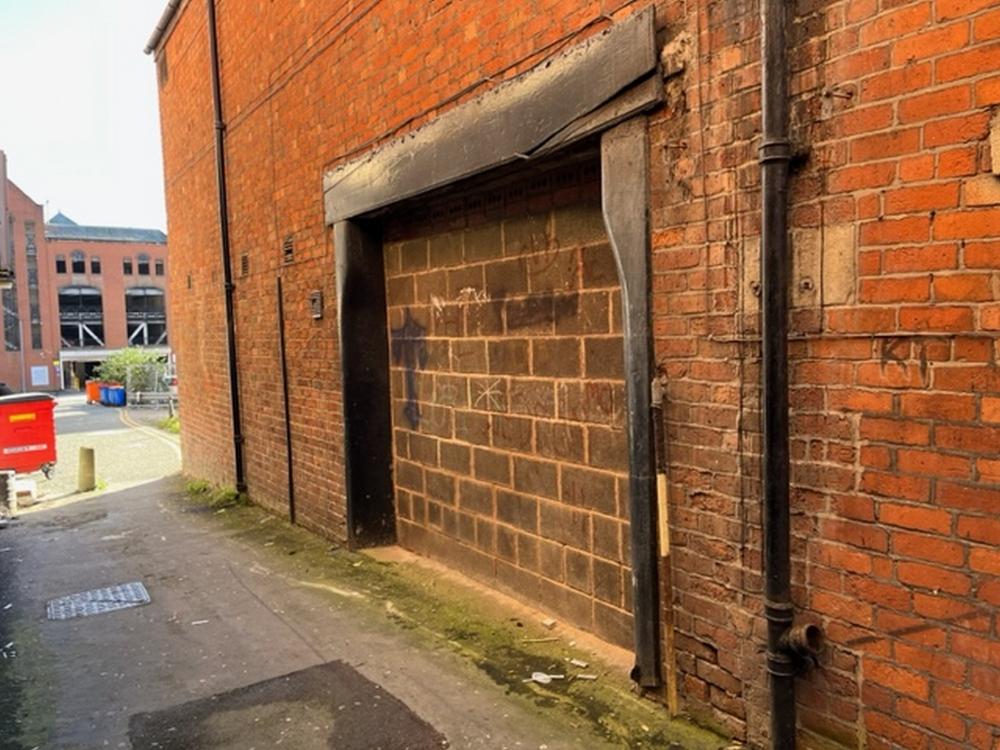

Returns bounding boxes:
[155,0,1000,746]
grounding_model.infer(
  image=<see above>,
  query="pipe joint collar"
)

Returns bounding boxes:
[758,139,791,165]
[766,649,796,678]
[764,598,795,626]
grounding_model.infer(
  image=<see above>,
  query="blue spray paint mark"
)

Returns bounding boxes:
[391,308,428,429]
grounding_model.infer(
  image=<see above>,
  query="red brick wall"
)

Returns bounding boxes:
[155,0,1000,746]
[0,181,60,391]
[157,1,243,487]
[652,0,1000,745]
[384,167,635,648]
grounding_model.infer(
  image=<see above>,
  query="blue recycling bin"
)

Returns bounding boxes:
[99,385,110,405]
[108,387,126,407]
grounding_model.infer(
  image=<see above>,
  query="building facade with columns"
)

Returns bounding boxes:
[0,151,169,392]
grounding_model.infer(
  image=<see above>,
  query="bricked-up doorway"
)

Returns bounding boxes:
[382,158,637,646]
[325,8,664,689]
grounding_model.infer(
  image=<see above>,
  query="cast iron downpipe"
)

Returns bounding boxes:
[761,0,794,746]
[276,277,296,523]
[206,0,246,492]
[760,1,825,747]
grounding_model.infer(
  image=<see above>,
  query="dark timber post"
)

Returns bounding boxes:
[601,117,662,690]
[333,220,396,548]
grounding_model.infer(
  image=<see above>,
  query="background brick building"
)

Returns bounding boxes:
[0,151,169,392]
[46,212,170,387]
[149,1,1000,747]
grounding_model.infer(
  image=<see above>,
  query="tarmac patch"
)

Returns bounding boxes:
[128,661,447,749]
[36,508,109,529]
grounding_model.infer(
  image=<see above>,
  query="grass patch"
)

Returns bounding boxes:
[157,415,180,434]
[185,479,248,510]
[178,486,727,750]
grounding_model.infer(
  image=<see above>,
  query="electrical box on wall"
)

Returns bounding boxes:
[310,290,323,319]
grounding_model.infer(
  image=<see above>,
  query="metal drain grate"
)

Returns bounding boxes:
[46,581,150,620]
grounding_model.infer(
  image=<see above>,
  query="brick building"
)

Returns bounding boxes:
[147,1,1000,747]
[0,153,60,392]
[0,151,169,391]
[46,212,170,387]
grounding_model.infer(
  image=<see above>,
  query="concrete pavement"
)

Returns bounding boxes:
[0,395,725,749]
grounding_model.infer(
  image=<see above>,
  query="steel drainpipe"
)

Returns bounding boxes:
[760,0,795,747]
[206,0,246,493]
[276,276,296,524]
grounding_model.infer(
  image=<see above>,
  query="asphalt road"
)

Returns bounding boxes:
[0,393,718,749]
[33,393,180,502]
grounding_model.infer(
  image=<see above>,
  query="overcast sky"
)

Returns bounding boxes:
[0,1,167,231]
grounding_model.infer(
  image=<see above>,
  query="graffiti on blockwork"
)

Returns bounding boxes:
[390,307,428,429]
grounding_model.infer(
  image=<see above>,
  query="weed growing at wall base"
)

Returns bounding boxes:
[185,479,248,510]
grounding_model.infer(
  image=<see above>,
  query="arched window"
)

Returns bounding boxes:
[154,258,165,276]
[125,287,167,346]
[137,253,150,276]
[71,250,85,274]
[55,255,66,274]
[123,257,133,275]
[58,286,104,348]
[91,257,101,274]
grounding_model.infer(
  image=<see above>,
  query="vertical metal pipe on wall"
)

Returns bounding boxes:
[206,0,246,492]
[276,276,296,524]
[760,0,795,747]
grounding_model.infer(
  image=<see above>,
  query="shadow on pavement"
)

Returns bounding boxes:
[128,661,447,750]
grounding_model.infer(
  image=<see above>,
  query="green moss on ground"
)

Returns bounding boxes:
[182,481,728,750]
[0,610,56,748]
[185,479,248,509]
[157,415,180,434]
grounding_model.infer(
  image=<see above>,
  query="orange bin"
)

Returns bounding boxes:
[85,380,102,404]
[0,393,57,476]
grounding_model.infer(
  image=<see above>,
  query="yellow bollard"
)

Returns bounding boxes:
[77,447,96,493]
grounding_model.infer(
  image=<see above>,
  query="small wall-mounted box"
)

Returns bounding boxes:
[310,290,323,320]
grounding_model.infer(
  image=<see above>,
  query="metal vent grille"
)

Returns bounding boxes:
[282,235,294,263]
[240,254,249,276]
[46,581,150,620]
